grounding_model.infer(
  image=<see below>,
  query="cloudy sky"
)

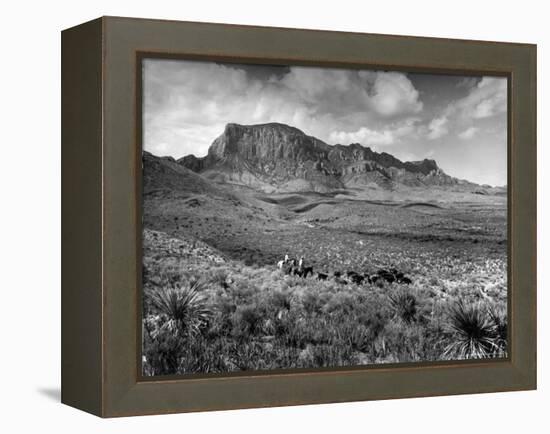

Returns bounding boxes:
[143,59,507,186]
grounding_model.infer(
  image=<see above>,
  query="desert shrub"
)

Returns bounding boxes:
[301,290,331,315]
[203,304,233,340]
[269,290,293,312]
[232,304,265,338]
[285,314,312,349]
[178,334,230,373]
[487,302,508,357]
[298,343,358,368]
[142,315,182,375]
[342,323,371,352]
[209,268,230,289]
[142,230,508,374]
[142,280,213,375]
[443,300,500,360]
[375,279,386,289]
[388,289,419,323]
[359,311,388,343]
[429,276,439,286]
[227,278,257,301]
[229,340,267,370]
[322,292,357,315]
[378,321,433,362]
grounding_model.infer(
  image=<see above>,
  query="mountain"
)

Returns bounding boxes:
[176,122,479,193]
[143,151,228,198]
[178,123,342,192]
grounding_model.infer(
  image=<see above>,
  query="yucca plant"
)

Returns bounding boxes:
[388,290,418,323]
[487,303,508,357]
[443,300,498,360]
[149,279,212,338]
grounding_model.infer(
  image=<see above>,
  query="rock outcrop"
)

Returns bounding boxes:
[175,122,475,193]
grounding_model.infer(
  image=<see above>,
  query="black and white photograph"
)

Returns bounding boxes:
[140,58,508,376]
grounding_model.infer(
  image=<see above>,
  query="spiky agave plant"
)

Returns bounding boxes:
[149,279,212,338]
[142,279,213,375]
[443,300,498,360]
[388,290,418,324]
[487,303,508,357]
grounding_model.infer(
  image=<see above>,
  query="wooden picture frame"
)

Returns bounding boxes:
[61,16,536,417]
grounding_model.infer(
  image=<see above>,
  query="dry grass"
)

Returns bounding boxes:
[142,188,507,376]
[142,249,507,376]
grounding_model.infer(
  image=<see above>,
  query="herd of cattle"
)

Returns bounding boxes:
[277,256,412,286]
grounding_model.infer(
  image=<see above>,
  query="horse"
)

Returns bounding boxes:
[281,259,297,276]
[278,256,295,272]
[301,266,314,278]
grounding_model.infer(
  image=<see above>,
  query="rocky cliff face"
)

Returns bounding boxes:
[177,122,469,193]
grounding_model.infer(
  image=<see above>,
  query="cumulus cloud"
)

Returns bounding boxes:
[142,59,507,186]
[419,77,506,143]
[447,77,507,121]
[367,71,423,116]
[458,127,478,140]
[329,118,420,147]
[280,68,422,118]
[329,127,395,146]
[143,60,424,157]
[427,116,449,140]
[455,77,480,89]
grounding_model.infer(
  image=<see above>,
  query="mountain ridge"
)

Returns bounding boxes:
[170,122,496,194]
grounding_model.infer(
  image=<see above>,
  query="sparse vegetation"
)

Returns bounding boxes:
[142,238,507,375]
[142,150,507,376]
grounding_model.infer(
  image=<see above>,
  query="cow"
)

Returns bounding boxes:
[344,270,363,285]
[317,272,328,280]
[377,269,396,283]
[350,274,364,285]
